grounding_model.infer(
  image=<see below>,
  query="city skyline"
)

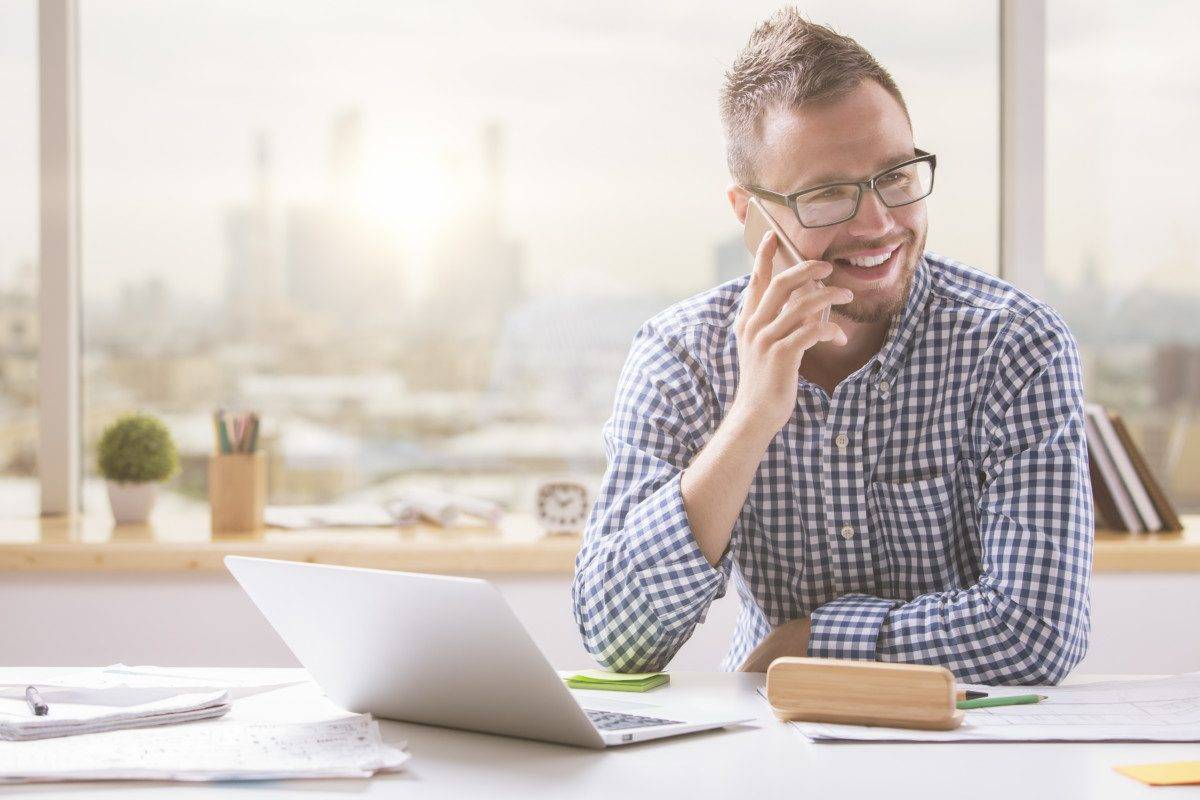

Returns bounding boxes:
[4,2,1199,306]
[2,1,1199,516]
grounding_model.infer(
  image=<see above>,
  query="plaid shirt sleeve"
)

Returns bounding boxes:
[808,308,1093,685]
[571,320,735,673]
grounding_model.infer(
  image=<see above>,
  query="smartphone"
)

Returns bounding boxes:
[742,196,830,325]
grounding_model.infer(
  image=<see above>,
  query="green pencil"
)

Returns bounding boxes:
[956,693,1047,710]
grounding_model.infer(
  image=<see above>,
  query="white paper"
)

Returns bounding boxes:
[0,714,408,783]
[394,487,504,524]
[0,689,230,741]
[768,673,1200,743]
[265,504,400,529]
[2,663,305,700]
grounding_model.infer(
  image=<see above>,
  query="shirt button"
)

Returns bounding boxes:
[834,433,849,450]
[877,380,891,397]
[840,525,855,539]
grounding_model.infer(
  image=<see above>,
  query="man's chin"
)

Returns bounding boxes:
[833,268,914,323]
[837,298,902,324]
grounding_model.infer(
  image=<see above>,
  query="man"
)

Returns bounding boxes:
[571,9,1092,684]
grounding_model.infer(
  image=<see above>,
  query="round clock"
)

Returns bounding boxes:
[534,480,591,535]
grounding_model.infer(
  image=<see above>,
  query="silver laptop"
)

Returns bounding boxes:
[224,556,748,748]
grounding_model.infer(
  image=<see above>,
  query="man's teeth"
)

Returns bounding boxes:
[842,247,896,267]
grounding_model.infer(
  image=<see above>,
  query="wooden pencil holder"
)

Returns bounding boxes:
[209,451,266,535]
[766,657,964,731]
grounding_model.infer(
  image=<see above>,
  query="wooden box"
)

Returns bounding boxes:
[766,657,964,731]
[209,452,266,536]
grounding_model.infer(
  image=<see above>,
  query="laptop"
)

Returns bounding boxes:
[224,556,749,748]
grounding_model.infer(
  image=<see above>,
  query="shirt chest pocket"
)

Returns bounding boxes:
[868,464,978,600]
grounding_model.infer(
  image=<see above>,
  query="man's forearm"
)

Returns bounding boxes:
[680,405,778,566]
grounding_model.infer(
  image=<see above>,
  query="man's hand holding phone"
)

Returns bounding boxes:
[731,230,852,437]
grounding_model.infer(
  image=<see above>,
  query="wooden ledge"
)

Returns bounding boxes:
[0,513,1194,573]
[1093,517,1200,572]
[0,512,581,573]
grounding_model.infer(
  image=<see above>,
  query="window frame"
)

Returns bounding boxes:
[34,0,1042,514]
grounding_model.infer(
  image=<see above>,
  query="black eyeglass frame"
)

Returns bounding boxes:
[744,148,937,229]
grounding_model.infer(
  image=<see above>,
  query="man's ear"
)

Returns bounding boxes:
[727,183,750,226]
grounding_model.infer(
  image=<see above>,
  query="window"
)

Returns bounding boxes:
[1047,0,1200,511]
[78,2,998,514]
[0,1,38,518]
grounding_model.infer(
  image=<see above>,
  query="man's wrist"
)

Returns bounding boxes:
[722,400,784,452]
[737,617,812,672]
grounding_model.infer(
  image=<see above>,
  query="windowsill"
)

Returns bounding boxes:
[0,513,1194,573]
[0,512,580,573]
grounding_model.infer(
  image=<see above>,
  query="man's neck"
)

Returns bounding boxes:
[799,313,891,396]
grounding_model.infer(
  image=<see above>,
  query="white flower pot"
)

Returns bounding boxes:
[106,481,158,524]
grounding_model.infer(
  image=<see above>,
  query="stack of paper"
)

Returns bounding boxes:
[0,687,231,741]
[38,663,306,699]
[0,666,409,783]
[0,715,408,783]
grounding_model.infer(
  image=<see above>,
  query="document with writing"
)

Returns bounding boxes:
[0,667,408,782]
[768,673,1200,743]
[0,714,408,782]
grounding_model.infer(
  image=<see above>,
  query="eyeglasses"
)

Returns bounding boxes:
[744,148,937,229]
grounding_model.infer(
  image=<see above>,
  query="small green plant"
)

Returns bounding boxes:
[97,413,180,484]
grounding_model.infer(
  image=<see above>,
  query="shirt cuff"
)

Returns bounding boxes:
[623,472,736,632]
[807,594,898,661]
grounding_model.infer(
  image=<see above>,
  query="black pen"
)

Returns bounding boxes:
[25,686,48,716]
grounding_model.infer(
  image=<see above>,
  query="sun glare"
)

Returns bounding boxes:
[355,154,451,251]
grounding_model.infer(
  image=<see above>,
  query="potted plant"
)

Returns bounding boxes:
[97,413,180,524]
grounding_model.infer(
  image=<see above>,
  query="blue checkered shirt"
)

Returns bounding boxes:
[572,252,1092,684]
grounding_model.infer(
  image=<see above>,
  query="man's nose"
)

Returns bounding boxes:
[845,188,895,238]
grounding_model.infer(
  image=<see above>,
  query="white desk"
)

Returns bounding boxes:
[0,668,1193,798]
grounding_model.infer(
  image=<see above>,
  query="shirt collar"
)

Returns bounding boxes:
[870,253,932,386]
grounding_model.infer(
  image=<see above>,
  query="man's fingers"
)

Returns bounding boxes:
[760,286,853,342]
[775,318,847,354]
[748,260,835,332]
[740,230,776,325]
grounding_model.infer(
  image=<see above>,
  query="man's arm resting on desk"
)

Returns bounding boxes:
[742,310,1094,684]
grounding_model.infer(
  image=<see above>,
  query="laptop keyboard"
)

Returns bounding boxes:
[585,708,683,731]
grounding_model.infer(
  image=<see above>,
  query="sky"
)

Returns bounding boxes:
[0,1,1196,307]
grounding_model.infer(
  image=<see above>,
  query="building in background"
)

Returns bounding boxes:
[225,134,286,340]
[286,110,405,335]
[404,122,525,392]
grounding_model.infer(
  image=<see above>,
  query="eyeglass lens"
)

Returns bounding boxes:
[796,159,933,227]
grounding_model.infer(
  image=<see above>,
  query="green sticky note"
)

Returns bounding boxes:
[564,670,670,692]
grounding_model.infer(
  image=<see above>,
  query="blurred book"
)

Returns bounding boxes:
[1085,403,1183,533]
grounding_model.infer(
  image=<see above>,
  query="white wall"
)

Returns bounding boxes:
[2,571,1196,675]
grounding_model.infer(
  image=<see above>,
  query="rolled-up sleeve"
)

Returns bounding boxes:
[572,320,734,672]
[808,308,1093,685]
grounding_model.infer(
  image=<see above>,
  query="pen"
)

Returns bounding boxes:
[957,693,1046,710]
[25,685,48,716]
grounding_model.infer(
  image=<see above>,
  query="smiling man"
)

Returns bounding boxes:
[571,9,1093,684]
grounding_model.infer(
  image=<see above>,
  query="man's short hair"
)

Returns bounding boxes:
[719,7,911,186]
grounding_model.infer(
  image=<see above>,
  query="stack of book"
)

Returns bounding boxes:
[1084,403,1183,533]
